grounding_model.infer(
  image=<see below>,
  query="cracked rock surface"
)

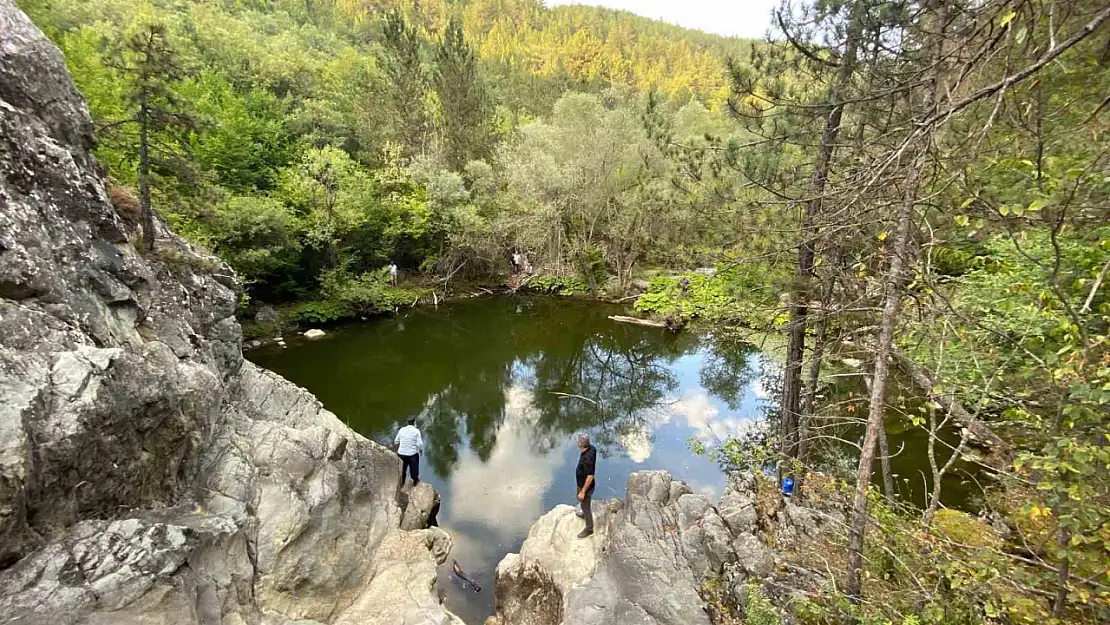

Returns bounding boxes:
[486,470,840,625]
[0,1,459,623]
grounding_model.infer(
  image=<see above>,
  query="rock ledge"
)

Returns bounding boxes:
[0,2,459,623]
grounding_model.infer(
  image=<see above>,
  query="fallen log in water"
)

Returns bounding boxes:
[608,315,668,328]
[889,346,1008,452]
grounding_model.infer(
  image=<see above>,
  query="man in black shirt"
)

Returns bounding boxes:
[575,433,597,538]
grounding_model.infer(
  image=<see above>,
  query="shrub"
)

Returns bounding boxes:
[633,267,783,329]
[522,274,590,296]
[930,508,1003,550]
[209,195,302,285]
[320,267,429,314]
[284,300,355,325]
[744,582,782,625]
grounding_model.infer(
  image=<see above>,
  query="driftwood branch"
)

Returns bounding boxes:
[608,315,668,328]
[1081,257,1110,313]
[548,392,598,405]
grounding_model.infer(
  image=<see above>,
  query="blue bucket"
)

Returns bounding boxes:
[782,476,795,497]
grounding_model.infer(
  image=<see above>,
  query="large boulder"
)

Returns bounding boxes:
[486,555,563,625]
[717,472,760,536]
[487,470,832,625]
[514,504,603,590]
[401,481,442,531]
[732,532,775,578]
[0,2,459,623]
[490,471,756,625]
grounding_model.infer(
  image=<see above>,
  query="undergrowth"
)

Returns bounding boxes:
[521,274,590,296]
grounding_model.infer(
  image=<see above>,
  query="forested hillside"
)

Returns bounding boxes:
[16,0,1110,622]
[17,0,758,314]
[363,0,753,106]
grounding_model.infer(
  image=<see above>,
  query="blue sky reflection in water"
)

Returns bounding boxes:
[247,297,775,624]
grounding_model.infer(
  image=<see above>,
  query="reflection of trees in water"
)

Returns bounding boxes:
[421,393,460,477]
[257,297,781,476]
[408,300,702,473]
[698,336,761,410]
[526,329,698,455]
[686,336,781,470]
[419,363,514,476]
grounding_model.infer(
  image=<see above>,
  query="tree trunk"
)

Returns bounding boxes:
[924,404,942,520]
[798,247,840,465]
[795,316,823,466]
[844,163,918,602]
[1051,400,1070,616]
[138,101,154,252]
[846,0,946,601]
[779,1,868,467]
[583,256,599,296]
[877,422,895,500]
[925,410,970,522]
[860,361,896,501]
[1053,524,1071,616]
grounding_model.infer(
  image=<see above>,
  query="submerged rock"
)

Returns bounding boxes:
[0,2,459,622]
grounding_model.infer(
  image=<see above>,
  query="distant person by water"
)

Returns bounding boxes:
[511,251,521,273]
[575,433,596,538]
[388,263,398,285]
[394,418,423,486]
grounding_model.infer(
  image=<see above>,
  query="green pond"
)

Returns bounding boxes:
[247,296,977,624]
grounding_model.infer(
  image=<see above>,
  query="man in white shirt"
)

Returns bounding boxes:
[393,418,423,486]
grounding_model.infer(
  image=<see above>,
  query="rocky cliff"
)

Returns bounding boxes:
[0,2,458,623]
[486,471,844,625]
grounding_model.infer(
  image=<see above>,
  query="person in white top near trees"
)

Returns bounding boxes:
[393,417,423,486]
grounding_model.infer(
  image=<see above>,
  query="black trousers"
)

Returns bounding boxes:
[580,490,593,531]
[400,453,420,483]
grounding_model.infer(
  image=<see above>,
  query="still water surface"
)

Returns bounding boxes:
[248,297,775,623]
[247,296,974,624]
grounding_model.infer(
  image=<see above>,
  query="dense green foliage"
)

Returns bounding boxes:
[18,0,1110,622]
[20,0,762,307]
[709,1,1108,621]
[634,266,788,329]
[520,274,589,296]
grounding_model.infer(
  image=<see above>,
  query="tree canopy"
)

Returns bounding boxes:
[16,0,1110,621]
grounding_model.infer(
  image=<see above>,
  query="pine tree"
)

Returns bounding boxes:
[382,10,430,159]
[434,18,494,169]
[727,0,876,471]
[103,22,193,251]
